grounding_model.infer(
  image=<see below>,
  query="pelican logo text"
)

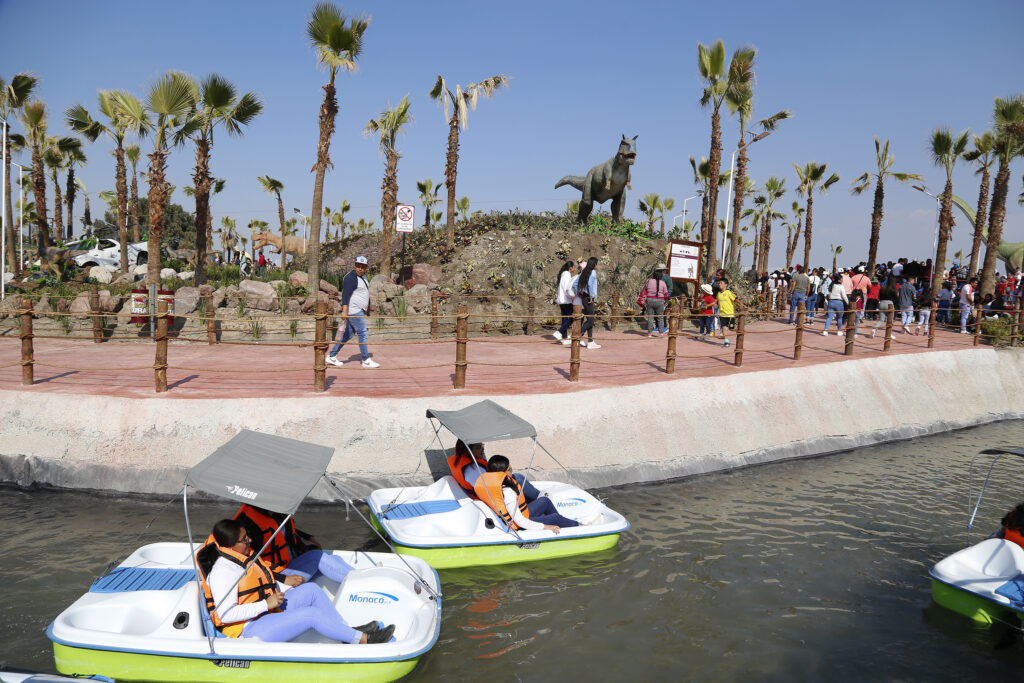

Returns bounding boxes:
[226,485,258,500]
[349,591,398,605]
[556,498,587,507]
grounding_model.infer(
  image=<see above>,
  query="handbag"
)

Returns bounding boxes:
[636,285,649,309]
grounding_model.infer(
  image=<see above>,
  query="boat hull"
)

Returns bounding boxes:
[392,533,621,569]
[930,578,1019,626]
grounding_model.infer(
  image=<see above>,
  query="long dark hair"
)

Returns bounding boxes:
[578,257,598,297]
[555,261,574,290]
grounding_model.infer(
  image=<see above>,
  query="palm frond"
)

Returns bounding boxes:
[2,72,38,112]
[851,172,871,195]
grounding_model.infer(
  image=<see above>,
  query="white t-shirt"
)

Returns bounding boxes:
[960,284,974,307]
[556,270,575,305]
[208,556,289,626]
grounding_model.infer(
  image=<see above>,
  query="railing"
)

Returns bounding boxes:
[1,286,1020,394]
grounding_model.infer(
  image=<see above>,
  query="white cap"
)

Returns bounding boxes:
[355,255,368,265]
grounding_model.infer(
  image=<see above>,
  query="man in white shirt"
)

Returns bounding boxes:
[959,277,978,334]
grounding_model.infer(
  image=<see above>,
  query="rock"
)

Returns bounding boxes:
[379,299,396,316]
[198,284,214,297]
[87,266,113,284]
[112,272,136,285]
[238,280,277,311]
[160,268,176,280]
[33,297,52,315]
[284,298,302,314]
[3,272,14,285]
[0,294,22,318]
[382,283,404,299]
[267,280,289,294]
[211,286,228,309]
[174,286,200,315]
[405,284,431,313]
[133,265,148,277]
[397,263,442,289]
[328,299,342,315]
[288,272,308,288]
[369,274,389,290]
[300,292,328,314]
[98,290,122,314]
[69,293,91,319]
[319,279,339,298]
[224,285,240,308]
[177,271,194,281]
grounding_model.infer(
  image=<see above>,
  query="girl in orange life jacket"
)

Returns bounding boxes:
[475,455,579,531]
[1000,503,1024,549]
[203,519,395,644]
[447,440,488,493]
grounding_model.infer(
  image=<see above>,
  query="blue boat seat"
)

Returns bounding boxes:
[381,500,461,520]
[90,567,194,593]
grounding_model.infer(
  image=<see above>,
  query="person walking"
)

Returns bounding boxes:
[553,260,576,344]
[788,265,811,325]
[822,273,848,335]
[897,277,916,334]
[936,281,953,326]
[872,280,897,339]
[698,283,716,341]
[915,288,933,336]
[326,255,380,368]
[960,277,978,334]
[642,264,670,337]
[573,257,600,349]
[805,267,822,324]
[715,278,737,348]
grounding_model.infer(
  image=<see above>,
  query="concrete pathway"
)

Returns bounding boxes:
[0,317,985,399]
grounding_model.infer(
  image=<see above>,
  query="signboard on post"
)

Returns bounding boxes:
[667,239,701,283]
[395,204,415,233]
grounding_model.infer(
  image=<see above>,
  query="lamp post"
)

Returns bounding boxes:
[672,193,701,232]
[721,150,738,265]
[911,185,941,254]
[292,208,308,250]
[14,163,25,272]
[2,117,7,300]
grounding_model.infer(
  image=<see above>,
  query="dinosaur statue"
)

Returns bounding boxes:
[555,134,637,223]
[36,244,86,280]
[252,231,307,256]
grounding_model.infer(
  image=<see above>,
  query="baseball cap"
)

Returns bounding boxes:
[355,255,368,265]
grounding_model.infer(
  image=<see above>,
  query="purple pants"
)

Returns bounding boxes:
[527,496,579,528]
[241,582,358,643]
[280,550,354,585]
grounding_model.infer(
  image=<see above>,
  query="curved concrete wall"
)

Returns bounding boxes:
[2,347,1023,498]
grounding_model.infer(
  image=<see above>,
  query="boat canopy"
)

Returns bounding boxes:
[184,430,334,515]
[426,400,537,445]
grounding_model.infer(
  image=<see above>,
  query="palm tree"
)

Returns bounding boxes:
[794,162,840,269]
[364,94,413,277]
[689,155,731,268]
[20,99,53,249]
[335,199,350,239]
[416,178,440,229]
[830,243,843,273]
[850,138,922,274]
[125,143,142,241]
[724,47,790,267]
[63,138,86,241]
[661,198,675,235]
[456,196,470,222]
[257,175,286,265]
[961,132,996,278]
[218,216,238,262]
[431,211,442,226]
[66,90,150,272]
[638,193,661,232]
[754,176,786,273]
[784,222,798,269]
[43,136,80,242]
[306,2,368,291]
[429,73,510,248]
[76,177,92,235]
[979,96,1024,296]
[1,72,37,273]
[929,128,970,296]
[788,201,805,268]
[745,204,765,271]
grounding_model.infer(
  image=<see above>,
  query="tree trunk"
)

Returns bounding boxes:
[705,109,722,274]
[192,135,212,286]
[729,142,748,266]
[146,149,168,287]
[866,179,884,274]
[789,216,802,269]
[969,164,990,278]
[933,177,955,298]
[698,190,710,279]
[762,213,773,273]
[424,204,431,229]
[129,168,140,242]
[82,193,92,235]
[751,222,761,273]
[802,196,814,270]
[276,193,287,269]
[309,74,338,290]
[65,166,76,240]
[380,150,399,277]
[115,144,129,273]
[31,143,50,250]
[979,158,1010,297]
[52,175,64,242]
[3,130,16,274]
[444,117,460,249]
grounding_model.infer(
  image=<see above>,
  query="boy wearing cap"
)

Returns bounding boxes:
[326,255,380,368]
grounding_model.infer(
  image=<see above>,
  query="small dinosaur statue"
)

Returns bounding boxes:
[252,231,307,256]
[555,134,637,223]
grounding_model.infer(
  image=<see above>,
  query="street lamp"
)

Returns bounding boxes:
[722,150,738,264]
[673,192,702,231]
[912,185,941,254]
[292,208,309,249]
[14,163,26,270]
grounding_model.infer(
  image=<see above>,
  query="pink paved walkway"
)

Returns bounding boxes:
[0,319,986,399]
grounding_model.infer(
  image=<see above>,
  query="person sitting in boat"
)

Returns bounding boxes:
[234,504,355,587]
[448,440,544,501]
[199,519,394,643]
[999,503,1024,548]
[474,455,579,533]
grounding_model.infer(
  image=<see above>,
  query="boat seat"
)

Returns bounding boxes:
[90,567,194,593]
[381,500,461,520]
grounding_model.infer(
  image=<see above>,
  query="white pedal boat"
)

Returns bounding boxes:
[48,431,442,682]
[366,400,629,569]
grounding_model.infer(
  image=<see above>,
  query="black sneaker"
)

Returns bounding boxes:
[365,623,396,644]
[354,620,384,633]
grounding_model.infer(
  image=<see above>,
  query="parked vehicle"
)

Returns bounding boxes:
[66,238,148,269]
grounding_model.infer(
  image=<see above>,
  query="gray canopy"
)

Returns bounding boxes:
[184,430,334,515]
[426,399,537,445]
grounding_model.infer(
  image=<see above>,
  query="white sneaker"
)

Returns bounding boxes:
[326,355,344,367]
[585,342,601,349]
[561,339,572,346]
[553,330,563,341]
[822,331,828,336]
[361,358,380,369]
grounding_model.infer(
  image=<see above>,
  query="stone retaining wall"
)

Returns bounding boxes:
[2,347,1022,498]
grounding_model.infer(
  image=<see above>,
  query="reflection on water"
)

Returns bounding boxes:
[4,422,1024,680]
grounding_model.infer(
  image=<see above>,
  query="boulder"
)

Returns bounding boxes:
[369,274,389,290]
[2,271,12,285]
[382,283,404,299]
[328,299,342,315]
[397,263,442,289]
[98,290,122,314]
[160,267,176,280]
[319,279,339,298]
[405,284,431,313]
[300,292,329,314]
[267,280,289,294]
[224,285,241,308]
[112,272,136,285]
[174,286,200,315]
[177,271,195,281]
[288,271,308,288]
[69,293,91,319]
[33,297,52,316]
[211,286,229,309]
[239,280,277,311]
[198,284,214,297]
[87,266,113,284]
[284,298,302,314]
[0,294,22,319]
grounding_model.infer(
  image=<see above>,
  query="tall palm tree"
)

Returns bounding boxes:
[638,193,661,232]
[661,197,675,235]
[979,96,1024,296]
[794,161,840,269]
[20,99,52,249]
[306,2,368,290]
[77,177,92,235]
[336,199,350,239]
[724,47,790,267]
[66,90,150,272]
[257,175,286,265]
[43,136,80,242]
[364,94,413,277]
[928,128,970,296]
[962,132,995,278]
[745,204,765,272]
[850,138,922,274]
[456,196,470,222]
[429,73,510,248]
[63,138,86,240]
[218,216,238,262]
[125,143,142,241]
[788,201,805,268]
[417,178,440,229]
[830,244,843,273]
[754,176,786,273]
[1,72,37,273]
[689,155,731,264]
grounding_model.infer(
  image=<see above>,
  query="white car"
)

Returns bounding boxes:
[67,238,149,269]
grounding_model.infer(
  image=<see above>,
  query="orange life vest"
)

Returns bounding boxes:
[196,539,278,638]
[447,441,487,493]
[473,472,530,530]
[234,504,299,572]
[1004,526,1024,549]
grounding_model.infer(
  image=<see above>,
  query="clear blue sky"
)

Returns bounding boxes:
[2,0,1022,269]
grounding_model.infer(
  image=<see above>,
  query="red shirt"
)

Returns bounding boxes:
[867,284,881,300]
[700,294,716,316]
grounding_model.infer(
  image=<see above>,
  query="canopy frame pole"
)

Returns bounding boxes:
[183,485,217,655]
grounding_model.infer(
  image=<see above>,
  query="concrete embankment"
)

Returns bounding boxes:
[2,347,1023,498]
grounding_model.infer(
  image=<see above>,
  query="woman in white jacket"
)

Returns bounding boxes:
[822,273,849,335]
[553,261,576,345]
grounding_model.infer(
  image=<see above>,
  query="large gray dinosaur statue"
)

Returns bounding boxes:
[555,135,637,223]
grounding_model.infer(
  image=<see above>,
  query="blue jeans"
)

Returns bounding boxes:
[937,300,950,324]
[241,582,359,643]
[526,496,579,528]
[824,299,845,331]
[280,550,354,585]
[699,315,714,336]
[960,306,971,333]
[329,311,369,361]
[511,472,542,501]
[557,303,574,337]
[900,308,914,328]
[788,292,807,323]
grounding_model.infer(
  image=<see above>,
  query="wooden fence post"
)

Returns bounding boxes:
[527,293,536,336]
[883,307,894,352]
[844,310,855,356]
[314,299,327,393]
[20,299,33,386]
[569,304,581,382]
[1014,304,1024,347]
[610,290,619,332]
[454,304,468,389]
[794,302,805,360]
[679,294,689,337]
[973,302,982,347]
[154,298,168,393]
[90,285,103,343]
[665,302,678,374]
[205,291,216,344]
[927,301,938,349]
[734,302,745,367]
[430,291,439,340]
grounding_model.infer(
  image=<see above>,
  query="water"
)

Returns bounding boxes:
[4,422,1024,681]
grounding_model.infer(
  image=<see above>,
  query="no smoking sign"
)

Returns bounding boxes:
[396,204,415,232]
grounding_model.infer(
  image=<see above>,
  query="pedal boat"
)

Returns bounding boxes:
[47,430,442,683]
[366,400,629,569]
[929,447,1024,626]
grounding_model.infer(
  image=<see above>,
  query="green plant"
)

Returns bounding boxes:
[394,294,407,321]
[980,316,1013,346]
[247,316,264,340]
[59,313,72,335]
[289,318,298,338]
[237,298,246,316]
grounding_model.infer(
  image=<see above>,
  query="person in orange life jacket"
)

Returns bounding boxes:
[205,519,394,644]
[999,503,1024,549]
[478,455,578,531]
[235,505,356,587]
[449,440,542,500]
